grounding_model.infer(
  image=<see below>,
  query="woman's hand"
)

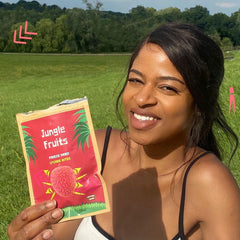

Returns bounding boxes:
[7,200,63,240]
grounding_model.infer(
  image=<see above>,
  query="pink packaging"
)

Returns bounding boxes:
[16,98,110,222]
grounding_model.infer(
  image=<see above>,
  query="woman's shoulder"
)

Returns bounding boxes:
[187,151,238,190]
[186,151,240,231]
[95,128,126,157]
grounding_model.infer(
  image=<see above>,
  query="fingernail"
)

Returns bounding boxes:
[46,200,56,208]
[52,209,63,219]
[43,230,53,239]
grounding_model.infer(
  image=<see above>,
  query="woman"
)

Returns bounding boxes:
[8,23,240,240]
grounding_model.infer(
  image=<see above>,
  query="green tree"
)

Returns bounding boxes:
[0,1,239,53]
[182,5,210,30]
[66,0,104,53]
[4,21,34,52]
[82,0,103,10]
[210,30,222,46]
[130,5,148,18]
[209,13,233,39]
[155,7,182,23]
[221,37,233,51]
[65,8,89,52]
[0,9,16,40]
[54,14,69,52]
[32,18,57,52]
[229,9,240,45]
[0,37,6,51]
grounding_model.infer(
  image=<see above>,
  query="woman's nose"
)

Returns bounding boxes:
[134,84,157,107]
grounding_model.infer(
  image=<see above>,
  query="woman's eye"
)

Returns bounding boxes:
[160,86,178,93]
[128,78,143,84]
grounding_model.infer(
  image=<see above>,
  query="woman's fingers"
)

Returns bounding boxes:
[9,200,56,231]
[18,209,63,239]
[41,229,54,240]
[32,229,54,240]
[9,208,63,240]
[8,200,63,240]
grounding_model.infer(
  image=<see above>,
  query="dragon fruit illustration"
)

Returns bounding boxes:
[50,166,76,197]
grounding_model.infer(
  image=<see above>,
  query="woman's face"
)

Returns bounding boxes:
[122,43,194,146]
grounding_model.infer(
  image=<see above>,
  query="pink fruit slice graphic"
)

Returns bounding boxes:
[50,166,76,197]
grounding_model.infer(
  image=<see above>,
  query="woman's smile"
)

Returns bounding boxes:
[130,109,161,130]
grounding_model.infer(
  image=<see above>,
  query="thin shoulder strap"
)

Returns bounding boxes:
[101,126,112,174]
[178,151,211,236]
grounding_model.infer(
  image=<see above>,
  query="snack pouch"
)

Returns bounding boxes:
[16,98,110,222]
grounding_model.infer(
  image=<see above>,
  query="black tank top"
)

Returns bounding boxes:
[93,126,211,240]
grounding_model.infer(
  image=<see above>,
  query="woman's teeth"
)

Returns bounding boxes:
[133,113,157,121]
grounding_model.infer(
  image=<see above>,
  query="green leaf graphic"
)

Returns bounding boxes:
[22,125,38,164]
[72,109,90,151]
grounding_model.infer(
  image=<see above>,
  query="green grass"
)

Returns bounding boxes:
[0,52,240,239]
[219,51,240,182]
[0,53,129,239]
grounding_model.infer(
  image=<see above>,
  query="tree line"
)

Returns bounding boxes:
[0,0,240,53]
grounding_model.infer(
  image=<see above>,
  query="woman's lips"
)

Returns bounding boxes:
[129,110,161,130]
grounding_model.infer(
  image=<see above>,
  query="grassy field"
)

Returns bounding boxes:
[0,52,240,239]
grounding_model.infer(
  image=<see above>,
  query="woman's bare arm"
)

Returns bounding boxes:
[52,219,82,240]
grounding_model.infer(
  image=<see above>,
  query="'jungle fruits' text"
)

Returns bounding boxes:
[41,126,68,149]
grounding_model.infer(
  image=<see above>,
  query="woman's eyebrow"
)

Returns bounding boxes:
[158,76,185,85]
[129,69,144,77]
[129,69,185,85]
